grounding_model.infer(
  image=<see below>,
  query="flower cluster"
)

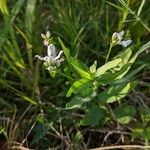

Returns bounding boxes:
[35,31,64,72]
[111,30,132,47]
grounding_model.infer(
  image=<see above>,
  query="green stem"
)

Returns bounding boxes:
[145,139,149,150]
[105,44,113,63]
[58,71,75,81]
[138,19,150,32]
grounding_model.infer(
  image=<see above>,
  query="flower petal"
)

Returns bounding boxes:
[112,32,118,37]
[119,40,132,47]
[41,33,46,39]
[35,55,48,61]
[44,40,49,46]
[54,50,63,60]
[47,44,56,57]
[118,30,124,37]
[46,31,51,38]
[112,31,123,45]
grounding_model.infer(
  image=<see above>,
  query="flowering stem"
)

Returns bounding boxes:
[105,44,113,64]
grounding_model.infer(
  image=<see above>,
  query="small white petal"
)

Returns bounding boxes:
[41,33,46,39]
[119,40,132,47]
[118,30,124,37]
[54,50,63,60]
[48,44,56,57]
[112,31,123,43]
[112,31,124,39]
[44,40,49,46]
[35,55,48,61]
[112,32,118,37]
[46,31,51,38]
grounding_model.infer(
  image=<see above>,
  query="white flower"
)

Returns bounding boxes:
[111,30,132,47]
[41,31,51,46]
[35,44,64,69]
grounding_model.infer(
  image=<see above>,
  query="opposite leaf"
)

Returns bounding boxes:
[96,58,122,77]
[66,91,97,109]
[98,82,136,104]
[66,78,90,97]
[70,57,91,79]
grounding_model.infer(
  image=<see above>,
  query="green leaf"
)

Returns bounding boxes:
[13,24,32,49]
[137,0,146,16]
[114,104,136,124]
[58,38,91,79]
[130,41,150,63]
[81,107,106,126]
[70,57,91,79]
[89,60,97,74]
[25,0,36,34]
[0,0,9,15]
[18,94,37,105]
[105,46,146,81]
[114,64,145,84]
[97,63,131,85]
[0,128,5,134]
[66,78,90,97]
[113,48,132,70]
[66,96,84,109]
[132,127,144,139]
[66,91,97,109]
[11,0,26,21]
[96,58,122,77]
[138,106,150,124]
[4,40,25,69]
[132,127,150,140]
[0,79,37,105]
[58,37,70,60]
[98,82,136,104]
[116,41,150,79]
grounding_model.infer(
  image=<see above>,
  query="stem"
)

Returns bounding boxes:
[138,19,150,32]
[145,139,149,150]
[105,44,113,63]
[90,145,150,150]
[58,71,75,81]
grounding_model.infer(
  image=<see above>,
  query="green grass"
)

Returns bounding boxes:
[0,0,150,149]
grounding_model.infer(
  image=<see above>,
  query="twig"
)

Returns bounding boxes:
[59,116,64,150]
[10,145,35,150]
[106,104,124,143]
[101,131,113,146]
[21,121,36,146]
[84,129,129,135]
[90,145,150,150]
